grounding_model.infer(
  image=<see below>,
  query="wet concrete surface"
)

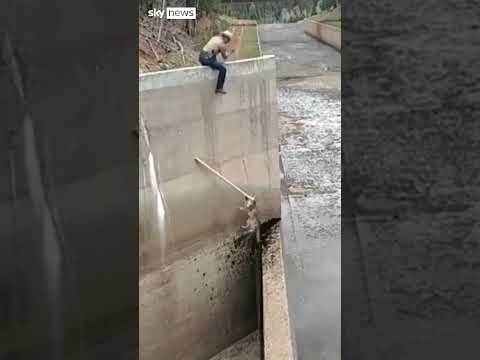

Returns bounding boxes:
[259,22,341,360]
[341,1,480,358]
[262,222,297,360]
[258,22,340,80]
[209,331,260,360]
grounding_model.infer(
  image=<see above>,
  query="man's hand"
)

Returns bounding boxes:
[226,48,235,59]
[220,47,228,59]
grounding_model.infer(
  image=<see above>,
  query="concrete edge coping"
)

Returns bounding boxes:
[139,55,276,92]
[140,54,274,77]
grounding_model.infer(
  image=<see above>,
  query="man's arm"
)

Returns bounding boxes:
[220,45,229,59]
[221,48,236,60]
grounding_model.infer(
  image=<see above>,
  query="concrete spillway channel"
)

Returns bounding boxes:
[139,56,295,360]
[258,22,341,360]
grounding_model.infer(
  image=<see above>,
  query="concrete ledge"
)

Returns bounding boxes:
[263,224,297,360]
[140,55,275,90]
[304,20,341,50]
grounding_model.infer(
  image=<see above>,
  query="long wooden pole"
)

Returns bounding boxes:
[194,157,255,201]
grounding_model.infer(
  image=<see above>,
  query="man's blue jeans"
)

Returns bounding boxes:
[199,51,226,90]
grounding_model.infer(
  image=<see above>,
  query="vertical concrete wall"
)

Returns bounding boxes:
[1,6,138,358]
[304,20,341,50]
[139,55,280,360]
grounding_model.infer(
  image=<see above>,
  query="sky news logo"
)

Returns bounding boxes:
[147,7,196,19]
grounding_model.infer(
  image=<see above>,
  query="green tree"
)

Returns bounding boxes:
[198,0,222,14]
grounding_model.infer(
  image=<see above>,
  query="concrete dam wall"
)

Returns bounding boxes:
[139,55,280,360]
[304,19,341,50]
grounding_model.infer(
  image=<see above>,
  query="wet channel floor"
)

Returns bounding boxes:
[259,22,341,360]
[209,331,260,360]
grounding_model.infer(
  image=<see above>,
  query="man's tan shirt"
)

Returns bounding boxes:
[202,35,227,56]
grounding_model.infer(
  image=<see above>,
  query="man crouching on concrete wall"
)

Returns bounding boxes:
[199,30,234,94]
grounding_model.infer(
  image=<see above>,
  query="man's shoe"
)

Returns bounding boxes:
[215,89,227,94]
